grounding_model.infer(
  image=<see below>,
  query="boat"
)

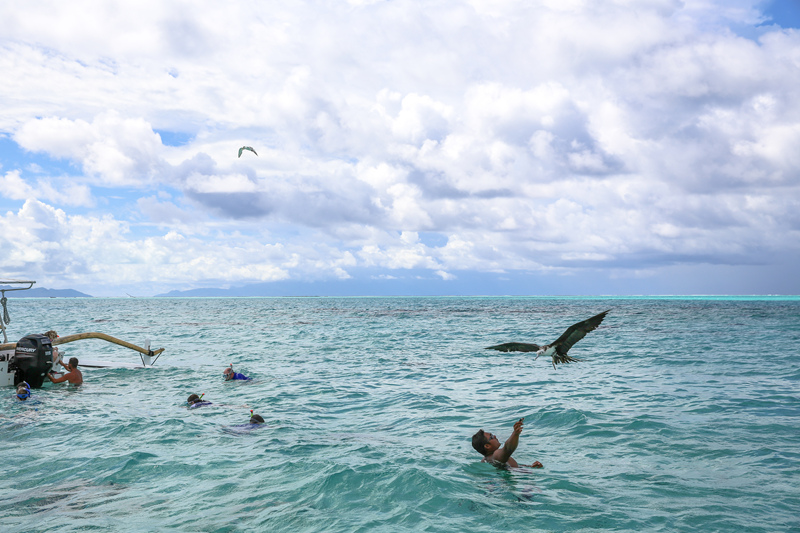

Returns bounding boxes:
[1,280,165,388]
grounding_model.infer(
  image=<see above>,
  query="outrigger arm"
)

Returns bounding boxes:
[0,332,165,367]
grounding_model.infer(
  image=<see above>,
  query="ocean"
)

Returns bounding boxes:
[2,296,799,532]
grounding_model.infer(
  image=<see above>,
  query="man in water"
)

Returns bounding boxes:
[47,357,83,386]
[223,366,251,381]
[472,418,543,468]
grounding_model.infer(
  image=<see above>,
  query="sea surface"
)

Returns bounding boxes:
[1,296,799,532]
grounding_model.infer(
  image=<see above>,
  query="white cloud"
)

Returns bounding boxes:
[14,112,166,186]
[0,170,93,207]
[436,270,456,280]
[1,0,799,294]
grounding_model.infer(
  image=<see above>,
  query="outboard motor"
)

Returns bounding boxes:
[10,334,53,388]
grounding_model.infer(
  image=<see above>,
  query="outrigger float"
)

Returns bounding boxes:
[1,279,165,388]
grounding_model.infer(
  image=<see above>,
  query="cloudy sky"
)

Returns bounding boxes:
[1,0,799,297]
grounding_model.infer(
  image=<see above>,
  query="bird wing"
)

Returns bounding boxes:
[551,309,609,356]
[485,342,541,352]
[238,147,244,158]
[250,147,258,156]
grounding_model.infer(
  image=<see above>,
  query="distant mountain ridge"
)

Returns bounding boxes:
[1,286,93,298]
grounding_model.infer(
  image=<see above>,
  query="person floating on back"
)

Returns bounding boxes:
[187,393,212,409]
[472,418,543,469]
[223,364,251,381]
[48,357,83,386]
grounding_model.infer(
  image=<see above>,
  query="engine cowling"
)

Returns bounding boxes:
[11,334,54,388]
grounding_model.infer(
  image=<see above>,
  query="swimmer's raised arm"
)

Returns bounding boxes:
[494,418,524,464]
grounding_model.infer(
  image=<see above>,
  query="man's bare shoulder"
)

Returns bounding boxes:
[482,453,506,467]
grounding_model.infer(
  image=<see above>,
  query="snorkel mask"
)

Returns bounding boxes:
[249,409,264,424]
[188,393,205,405]
[16,383,31,401]
[223,364,233,380]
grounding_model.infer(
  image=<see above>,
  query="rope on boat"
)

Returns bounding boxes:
[1,292,9,325]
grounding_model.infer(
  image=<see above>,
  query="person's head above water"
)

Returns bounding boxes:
[471,429,500,456]
[249,411,264,424]
[43,330,58,340]
[187,393,203,405]
[223,364,240,381]
[66,357,79,369]
[16,382,31,401]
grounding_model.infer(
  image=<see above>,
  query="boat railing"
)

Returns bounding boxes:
[0,280,36,343]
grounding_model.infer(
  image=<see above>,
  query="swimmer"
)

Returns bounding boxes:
[187,393,213,409]
[222,410,265,434]
[472,418,543,469]
[223,364,251,381]
[15,382,31,401]
[48,357,83,386]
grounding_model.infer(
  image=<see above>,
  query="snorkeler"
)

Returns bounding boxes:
[15,382,31,401]
[187,393,213,409]
[222,410,265,434]
[472,418,543,469]
[47,357,83,386]
[223,364,251,381]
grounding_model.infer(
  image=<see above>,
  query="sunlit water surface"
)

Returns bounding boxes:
[2,296,799,532]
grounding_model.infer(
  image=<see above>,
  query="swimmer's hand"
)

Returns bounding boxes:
[528,461,543,468]
[513,417,524,436]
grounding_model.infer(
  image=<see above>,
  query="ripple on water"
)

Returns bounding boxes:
[1,296,800,532]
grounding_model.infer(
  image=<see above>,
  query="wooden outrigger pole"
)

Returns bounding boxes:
[0,332,164,365]
[52,332,164,357]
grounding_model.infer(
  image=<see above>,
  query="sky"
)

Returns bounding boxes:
[1,0,800,297]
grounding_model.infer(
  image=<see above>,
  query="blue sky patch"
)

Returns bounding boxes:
[0,136,76,176]
[761,0,800,28]
[155,130,194,147]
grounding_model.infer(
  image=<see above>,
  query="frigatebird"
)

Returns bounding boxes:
[485,310,609,369]
[238,146,258,158]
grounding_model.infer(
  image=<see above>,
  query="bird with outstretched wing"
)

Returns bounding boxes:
[238,146,258,158]
[486,310,609,369]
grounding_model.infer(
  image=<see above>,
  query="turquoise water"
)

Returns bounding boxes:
[2,296,799,532]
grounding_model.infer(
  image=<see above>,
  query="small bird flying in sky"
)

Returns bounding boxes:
[238,146,258,158]
[485,310,609,369]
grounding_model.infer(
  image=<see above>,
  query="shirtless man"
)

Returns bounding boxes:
[48,357,83,386]
[472,418,543,468]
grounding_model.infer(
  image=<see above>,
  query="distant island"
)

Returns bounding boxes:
[1,286,93,298]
